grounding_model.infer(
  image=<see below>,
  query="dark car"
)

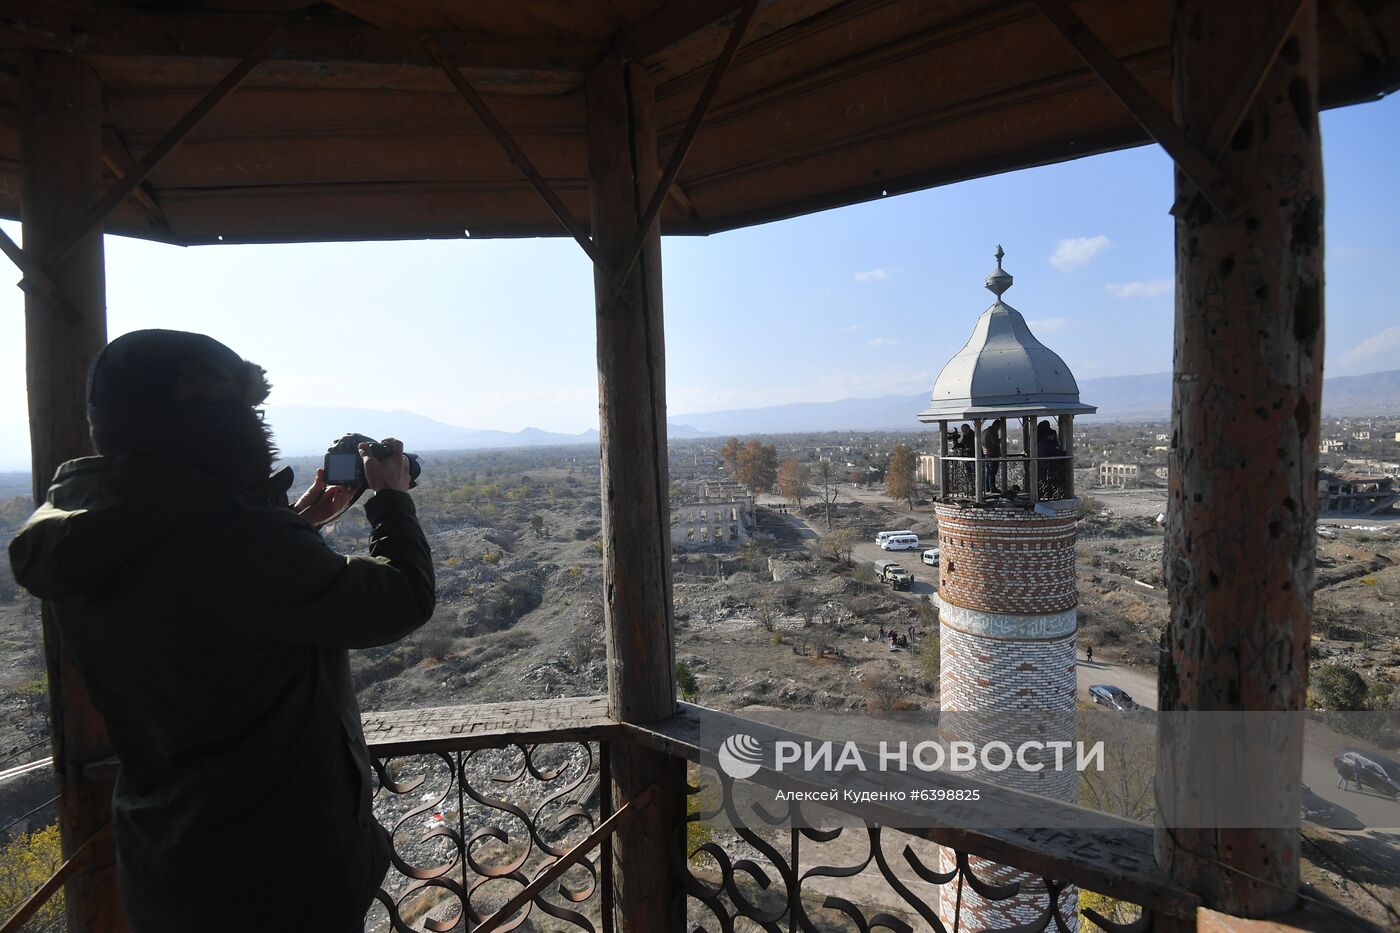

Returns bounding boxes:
[1088,684,1139,711]
[1299,784,1336,823]
[1334,749,1400,800]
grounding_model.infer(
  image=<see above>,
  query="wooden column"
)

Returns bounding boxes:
[584,58,684,933]
[1157,0,1322,917]
[21,52,120,932]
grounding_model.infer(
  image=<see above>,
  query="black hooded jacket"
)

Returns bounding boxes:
[8,453,435,930]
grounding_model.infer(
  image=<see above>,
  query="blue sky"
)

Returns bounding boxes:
[1,92,1396,470]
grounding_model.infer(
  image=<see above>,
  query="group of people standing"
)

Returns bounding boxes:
[872,624,915,649]
[946,419,1066,496]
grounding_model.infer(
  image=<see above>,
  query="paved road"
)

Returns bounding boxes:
[1079,658,1400,832]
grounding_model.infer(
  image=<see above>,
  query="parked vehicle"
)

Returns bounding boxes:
[1299,784,1336,823]
[875,530,915,546]
[1088,684,1141,711]
[921,548,940,566]
[873,559,913,590]
[880,533,920,551]
[1334,749,1400,800]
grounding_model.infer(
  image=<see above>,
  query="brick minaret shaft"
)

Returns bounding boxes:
[935,502,1080,931]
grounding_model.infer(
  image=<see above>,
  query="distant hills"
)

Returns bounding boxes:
[1,369,1394,473]
[267,370,1399,455]
[669,369,1400,434]
[262,405,708,457]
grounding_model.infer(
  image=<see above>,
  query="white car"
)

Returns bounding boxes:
[880,533,919,551]
[921,548,940,566]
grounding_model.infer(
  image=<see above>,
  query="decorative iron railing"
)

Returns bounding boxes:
[366,741,612,932]
[939,455,1074,503]
[679,770,1151,933]
[360,699,1184,933]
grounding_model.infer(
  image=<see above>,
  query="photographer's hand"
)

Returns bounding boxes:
[360,437,412,493]
[293,468,355,527]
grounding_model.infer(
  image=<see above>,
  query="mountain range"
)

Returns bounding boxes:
[666,369,1400,435]
[261,405,709,457]
[262,369,1398,455]
[3,369,1393,470]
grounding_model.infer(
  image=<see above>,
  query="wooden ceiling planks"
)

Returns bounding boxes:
[323,0,664,39]
[0,0,1395,244]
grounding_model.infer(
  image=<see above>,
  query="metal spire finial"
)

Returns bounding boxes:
[985,244,1013,299]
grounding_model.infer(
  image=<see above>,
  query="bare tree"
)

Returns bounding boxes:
[566,609,602,665]
[813,458,840,528]
[752,594,780,632]
[864,671,905,712]
[824,528,855,565]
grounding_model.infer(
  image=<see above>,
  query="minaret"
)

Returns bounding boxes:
[918,247,1095,931]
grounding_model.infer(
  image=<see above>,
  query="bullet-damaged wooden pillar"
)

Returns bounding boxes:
[21,51,120,931]
[584,58,685,932]
[1157,0,1322,918]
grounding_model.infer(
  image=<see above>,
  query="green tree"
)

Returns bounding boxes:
[886,443,917,508]
[1314,665,1368,711]
[676,659,699,702]
[529,513,546,539]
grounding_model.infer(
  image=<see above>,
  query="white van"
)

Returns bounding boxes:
[875,529,914,546]
[880,533,920,551]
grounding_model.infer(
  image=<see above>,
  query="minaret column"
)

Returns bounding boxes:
[935,503,1081,930]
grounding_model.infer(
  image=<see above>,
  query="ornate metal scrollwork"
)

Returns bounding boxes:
[681,771,1149,933]
[366,741,604,933]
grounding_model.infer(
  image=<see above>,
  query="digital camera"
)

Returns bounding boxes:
[323,432,421,488]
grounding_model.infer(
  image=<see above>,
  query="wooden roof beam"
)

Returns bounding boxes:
[1029,0,1245,219]
[1204,0,1308,158]
[599,0,757,312]
[0,228,80,324]
[420,30,599,265]
[0,5,601,73]
[101,125,173,236]
[609,0,747,60]
[1327,0,1391,61]
[32,27,281,277]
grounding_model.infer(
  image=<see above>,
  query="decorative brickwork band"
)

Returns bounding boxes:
[937,596,1076,640]
[934,502,1079,613]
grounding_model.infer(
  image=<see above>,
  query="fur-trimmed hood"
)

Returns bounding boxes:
[86,329,277,489]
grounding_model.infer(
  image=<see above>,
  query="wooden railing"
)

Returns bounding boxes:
[362,697,1198,932]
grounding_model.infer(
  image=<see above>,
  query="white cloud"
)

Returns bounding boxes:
[866,337,900,348]
[854,268,890,283]
[1026,317,1069,333]
[1049,236,1111,270]
[1343,326,1400,369]
[1105,278,1172,299]
[843,324,861,333]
